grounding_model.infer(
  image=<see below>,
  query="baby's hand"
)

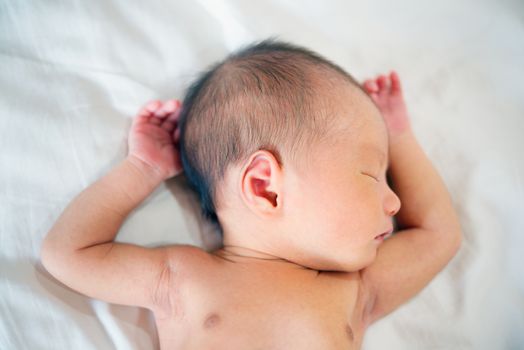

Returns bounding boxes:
[363,71,412,138]
[127,99,183,180]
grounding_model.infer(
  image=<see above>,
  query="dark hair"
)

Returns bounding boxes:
[178,38,363,232]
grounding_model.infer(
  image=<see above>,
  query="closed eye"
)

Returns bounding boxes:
[362,172,379,182]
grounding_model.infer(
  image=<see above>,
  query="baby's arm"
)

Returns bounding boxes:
[41,100,185,316]
[360,72,462,325]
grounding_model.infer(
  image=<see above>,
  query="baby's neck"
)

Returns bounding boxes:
[212,245,316,272]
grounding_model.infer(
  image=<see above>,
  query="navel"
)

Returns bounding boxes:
[203,313,221,329]
[345,323,354,341]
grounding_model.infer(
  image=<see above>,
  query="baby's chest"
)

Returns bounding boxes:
[157,270,365,349]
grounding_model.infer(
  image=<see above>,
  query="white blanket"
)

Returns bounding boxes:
[1,0,523,349]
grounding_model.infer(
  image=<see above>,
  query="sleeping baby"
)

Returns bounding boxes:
[41,39,462,349]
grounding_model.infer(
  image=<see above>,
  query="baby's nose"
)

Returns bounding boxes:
[385,190,401,216]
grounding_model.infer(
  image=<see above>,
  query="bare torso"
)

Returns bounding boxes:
[153,247,369,349]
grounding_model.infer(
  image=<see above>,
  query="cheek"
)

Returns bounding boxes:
[285,172,376,238]
[319,188,371,240]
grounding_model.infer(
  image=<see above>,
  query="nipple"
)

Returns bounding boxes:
[203,313,221,329]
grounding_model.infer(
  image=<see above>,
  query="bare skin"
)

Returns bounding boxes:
[41,71,461,349]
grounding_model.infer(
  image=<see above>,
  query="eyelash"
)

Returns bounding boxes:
[363,172,379,182]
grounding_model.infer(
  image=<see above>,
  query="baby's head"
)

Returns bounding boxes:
[179,39,401,271]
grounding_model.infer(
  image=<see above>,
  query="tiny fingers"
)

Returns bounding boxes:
[363,80,379,93]
[362,70,403,105]
[133,100,159,127]
[134,99,182,128]
[376,75,389,91]
[139,100,162,117]
[160,100,183,132]
[135,100,161,125]
[154,99,178,118]
[390,71,402,94]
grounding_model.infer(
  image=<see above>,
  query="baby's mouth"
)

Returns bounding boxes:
[374,233,387,241]
[374,229,393,240]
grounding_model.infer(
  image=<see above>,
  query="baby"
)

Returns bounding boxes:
[41,39,462,349]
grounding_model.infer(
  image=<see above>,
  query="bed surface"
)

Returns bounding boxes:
[1,0,523,349]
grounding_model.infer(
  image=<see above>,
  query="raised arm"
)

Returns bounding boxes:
[359,71,462,325]
[41,100,185,317]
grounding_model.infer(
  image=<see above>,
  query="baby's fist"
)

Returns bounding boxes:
[127,99,183,180]
[363,71,412,138]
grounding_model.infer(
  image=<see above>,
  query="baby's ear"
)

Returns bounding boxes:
[240,150,282,216]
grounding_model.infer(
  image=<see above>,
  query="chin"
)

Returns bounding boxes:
[297,255,348,272]
[335,250,378,272]
[306,256,372,273]
[292,246,377,272]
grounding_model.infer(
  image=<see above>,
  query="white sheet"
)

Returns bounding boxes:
[1,0,523,349]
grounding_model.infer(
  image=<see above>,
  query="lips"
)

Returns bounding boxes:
[375,228,393,240]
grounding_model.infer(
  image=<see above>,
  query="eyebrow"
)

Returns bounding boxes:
[370,147,388,168]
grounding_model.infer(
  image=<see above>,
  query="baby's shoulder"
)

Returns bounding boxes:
[164,244,227,287]
[165,244,216,270]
